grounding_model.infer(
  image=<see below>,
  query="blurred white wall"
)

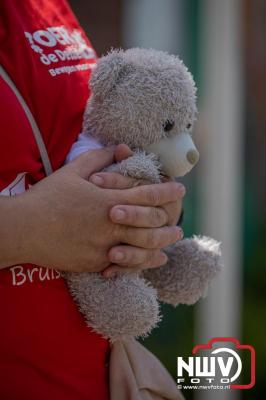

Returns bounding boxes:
[195,1,243,399]
[122,0,185,53]
[122,1,244,398]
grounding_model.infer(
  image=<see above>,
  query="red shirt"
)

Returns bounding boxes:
[0,1,109,399]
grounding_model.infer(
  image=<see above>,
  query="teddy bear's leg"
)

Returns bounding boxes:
[142,236,222,306]
[65,271,161,342]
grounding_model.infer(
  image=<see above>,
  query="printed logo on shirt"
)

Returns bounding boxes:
[10,265,61,286]
[24,26,97,77]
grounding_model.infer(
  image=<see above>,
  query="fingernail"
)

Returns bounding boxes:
[178,184,186,197]
[113,208,126,221]
[112,251,124,262]
[90,174,104,186]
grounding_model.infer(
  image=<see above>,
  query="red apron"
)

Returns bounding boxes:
[0,1,109,399]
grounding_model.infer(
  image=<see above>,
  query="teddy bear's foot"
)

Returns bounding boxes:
[142,236,222,306]
[66,272,160,342]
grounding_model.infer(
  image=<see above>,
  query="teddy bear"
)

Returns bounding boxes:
[65,48,222,342]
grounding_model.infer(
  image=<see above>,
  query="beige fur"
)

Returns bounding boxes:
[66,48,222,342]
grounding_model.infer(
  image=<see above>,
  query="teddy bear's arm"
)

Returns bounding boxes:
[104,151,162,184]
[142,236,222,306]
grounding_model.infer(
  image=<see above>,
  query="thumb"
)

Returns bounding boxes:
[66,146,116,179]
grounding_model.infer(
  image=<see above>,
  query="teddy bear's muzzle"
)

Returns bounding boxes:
[145,132,199,178]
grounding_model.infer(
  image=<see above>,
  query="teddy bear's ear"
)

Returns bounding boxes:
[89,49,125,99]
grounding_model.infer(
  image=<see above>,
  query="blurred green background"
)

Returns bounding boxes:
[69,1,265,398]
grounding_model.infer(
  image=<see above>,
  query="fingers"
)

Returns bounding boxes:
[114,144,133,162]
[121,225,183,249]
[91,170,185,227]
[89,169,151,189]
[162,198,183,226]
[110,192,184,227]
[66,146,116,179]
[67,143,133,180]
[90,172,141,189]
[110,205,168,227]
[108,246,167,266]
[102,246,168,278]
[120,181,186,207]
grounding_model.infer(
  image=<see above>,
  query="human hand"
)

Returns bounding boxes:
[89,150,185,277]
[7,146,183,273]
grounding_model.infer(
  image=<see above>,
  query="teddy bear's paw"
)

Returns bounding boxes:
[105,151,162,183]
[142,236,222,306]
[66,272,161,342]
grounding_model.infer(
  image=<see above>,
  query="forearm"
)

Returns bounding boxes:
[0,195,28,268]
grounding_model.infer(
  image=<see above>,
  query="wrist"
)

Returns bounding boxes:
[0,194,33,268]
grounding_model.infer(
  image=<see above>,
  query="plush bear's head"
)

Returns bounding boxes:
[83,48,199,177]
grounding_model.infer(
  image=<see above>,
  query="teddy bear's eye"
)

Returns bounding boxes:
[163,120,175,132]
[187,123,192,129]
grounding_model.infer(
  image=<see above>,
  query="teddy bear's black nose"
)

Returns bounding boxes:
[186,149,199,165]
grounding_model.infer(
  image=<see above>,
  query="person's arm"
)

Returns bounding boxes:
[0,195,29,268]
[0,146,184,272]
